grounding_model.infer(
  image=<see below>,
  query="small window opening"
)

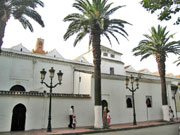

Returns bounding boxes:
[110,54,115,58]
[110,67,114,75]
[103,52,108,56]
[126,96,132,108]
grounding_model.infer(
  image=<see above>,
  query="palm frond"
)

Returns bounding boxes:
[105,30,119,44]
[103,32,112,45]
[64,0,130,46]
[18,16,33,31]
[105,5,125,17]
[73,31,87,46]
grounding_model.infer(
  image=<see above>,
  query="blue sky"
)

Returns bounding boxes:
[3,0,180,75]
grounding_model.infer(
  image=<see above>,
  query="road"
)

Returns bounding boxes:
[83,123,180,135]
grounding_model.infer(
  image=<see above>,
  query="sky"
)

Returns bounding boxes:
[2,0,180,75]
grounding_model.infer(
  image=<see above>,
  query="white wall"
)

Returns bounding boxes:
[0,52,92,94]
[74,71,92,95]
[101,78,162,125]
[0,95,94,132]
[101,60,125,75]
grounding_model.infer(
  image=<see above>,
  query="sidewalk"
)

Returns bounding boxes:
[1,120,180,135]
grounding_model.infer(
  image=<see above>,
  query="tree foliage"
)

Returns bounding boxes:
[63,0,130,47]
[0,0,45,49]
[141,0,180,24]
[133,25,180,105]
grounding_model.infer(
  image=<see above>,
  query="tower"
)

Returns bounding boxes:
[32,38,47,54]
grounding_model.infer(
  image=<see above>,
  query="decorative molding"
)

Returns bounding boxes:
[101,57,124,65]
[0,91,91,98]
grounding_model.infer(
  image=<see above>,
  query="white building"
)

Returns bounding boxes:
[0,38,180,132]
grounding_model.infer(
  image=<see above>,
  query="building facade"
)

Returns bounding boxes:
[0,39,180,132]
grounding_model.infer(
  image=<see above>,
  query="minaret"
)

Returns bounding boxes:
[32,38,47,54]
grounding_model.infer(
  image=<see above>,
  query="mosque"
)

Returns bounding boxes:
[0,38,180,132]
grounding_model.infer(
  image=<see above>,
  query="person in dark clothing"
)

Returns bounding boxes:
[68,105,74,128]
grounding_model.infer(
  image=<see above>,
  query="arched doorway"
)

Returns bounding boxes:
[10,85,26,91]
[11,104,26,131]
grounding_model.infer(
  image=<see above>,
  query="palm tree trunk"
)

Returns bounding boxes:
[156,54,168,105]
[0,9,9,51]
[92,38,101,106]
[156,54,169,121]
[91,26,102,128]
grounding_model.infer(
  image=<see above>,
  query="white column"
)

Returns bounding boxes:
[162,105,170,121]
[94,105,103,128]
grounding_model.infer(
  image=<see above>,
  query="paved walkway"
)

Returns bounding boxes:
[1,120,180,135]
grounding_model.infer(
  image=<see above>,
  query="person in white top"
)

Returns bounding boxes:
[68,105,74,128]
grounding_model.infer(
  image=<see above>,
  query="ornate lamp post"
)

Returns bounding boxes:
[40,67,63,132]
[125,75,139,125]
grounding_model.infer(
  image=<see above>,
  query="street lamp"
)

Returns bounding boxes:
[125,75,139,125]
[40,67,63,132]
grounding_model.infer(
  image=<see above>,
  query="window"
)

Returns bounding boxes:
[103,52,108,56]
[10,85,26,91]
[126,95,132,108]
[110,54,115,58]
[146,96,152,108]
[110,67,114,75]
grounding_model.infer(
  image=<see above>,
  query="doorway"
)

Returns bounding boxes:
[11,104,26,131]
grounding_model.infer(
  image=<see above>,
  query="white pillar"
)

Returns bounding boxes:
[162,105,170,121]
[94,105,103,128]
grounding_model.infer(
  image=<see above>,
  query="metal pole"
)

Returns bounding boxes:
[125,75,139,125]
[47,78,52,132]
[132,91,136,125]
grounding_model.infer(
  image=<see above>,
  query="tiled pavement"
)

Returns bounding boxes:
[1,120,180,135]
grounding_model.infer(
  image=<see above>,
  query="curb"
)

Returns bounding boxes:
[49,121,180,135]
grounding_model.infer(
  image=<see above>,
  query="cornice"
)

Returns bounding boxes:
[101,57,124,65]
[100,73,161,84]
[1,49,93,68]
[0,90,91,98]
[126,71,180,81]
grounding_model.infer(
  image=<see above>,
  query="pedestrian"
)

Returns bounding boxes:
[103,106,108,128]
[169,106,174,121]
[72,115,77,129]
[68,105,74,128]
[107,109,111,127]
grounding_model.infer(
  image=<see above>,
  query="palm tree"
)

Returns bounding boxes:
[132,25,180,120]
[0,0,45,50]
[63,0,130,128]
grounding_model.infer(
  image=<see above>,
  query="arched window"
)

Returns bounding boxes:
[146,96,152,108]
[10,85,26,92]
[126,97,132,108]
